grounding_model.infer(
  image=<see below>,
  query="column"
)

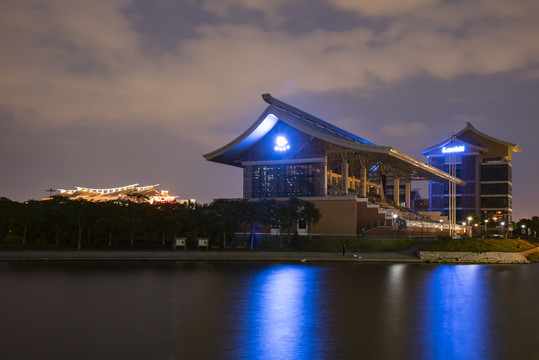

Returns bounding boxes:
[341,161,349,196]
[321,155,328,196]
[359,166,367,198]
[379,175,386,202]
[394,176,400,206]
[405,178,411,209]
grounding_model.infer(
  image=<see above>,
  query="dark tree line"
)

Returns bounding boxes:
[0,196,320,249]
[515,217,539,238]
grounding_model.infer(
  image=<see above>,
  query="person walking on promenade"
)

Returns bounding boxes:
[342,244,346,256]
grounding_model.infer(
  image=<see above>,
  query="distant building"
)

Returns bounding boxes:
[50,184,190,204]
[422,123,520,224]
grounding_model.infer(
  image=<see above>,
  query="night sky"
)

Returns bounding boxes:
[1,0,538,220]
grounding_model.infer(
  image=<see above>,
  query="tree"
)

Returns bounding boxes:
[275,202,294,249]
[300,201,321,239]
[66,199,91,250]
[258,198,276,243]
[286,197,303,244]
[211,199,242,248]
[17,200,41,245]
[42,196,70,246]
[0,197,16,242]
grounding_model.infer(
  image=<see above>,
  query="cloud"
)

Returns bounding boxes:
[1,0,538,151]
[327,0,439,16]
[380,122,429,137]
[452,114,487,123]
[201,0,289,25]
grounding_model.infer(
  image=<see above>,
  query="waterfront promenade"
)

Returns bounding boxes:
[0,250,421,263]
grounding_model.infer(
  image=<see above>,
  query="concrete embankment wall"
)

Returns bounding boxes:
[419,251,530,264]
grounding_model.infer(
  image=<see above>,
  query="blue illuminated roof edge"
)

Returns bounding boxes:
[421,138,489,156]
[203,94,466,185]
[262,93,376,146]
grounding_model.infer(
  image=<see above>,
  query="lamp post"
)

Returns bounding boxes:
[467,216,473,237]
[501,221,505,238]
[439,219,443,236]
[484,219,489,237]
[393,214,398,239]
[521,224,526,235]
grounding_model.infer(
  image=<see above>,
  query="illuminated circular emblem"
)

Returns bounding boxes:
[274,136,290,151]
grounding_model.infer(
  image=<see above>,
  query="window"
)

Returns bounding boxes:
[481,164,509,181]
[481,197,509,209]
[252,163,321,198]
[481,183,510,195]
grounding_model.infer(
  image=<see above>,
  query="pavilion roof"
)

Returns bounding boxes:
[422,122,520,156]
[203,94,465,185]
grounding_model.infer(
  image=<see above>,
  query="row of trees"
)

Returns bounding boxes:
[516,217,539,237]
[0,196,320,249]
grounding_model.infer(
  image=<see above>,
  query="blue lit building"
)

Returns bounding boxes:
[422,123,520,224]
[204,94,465,237]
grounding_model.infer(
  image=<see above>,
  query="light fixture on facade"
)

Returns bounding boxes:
[274,136,290,151]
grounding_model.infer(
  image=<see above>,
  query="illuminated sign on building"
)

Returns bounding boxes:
[442,145,465,153]
[274,136,290,151]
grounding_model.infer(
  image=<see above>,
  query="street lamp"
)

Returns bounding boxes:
[467,216,473,237]
[484,219,489,237]
[393,214,398,239]
[521,224,526,235]
[501,221,505,238]
[439,219,443,235]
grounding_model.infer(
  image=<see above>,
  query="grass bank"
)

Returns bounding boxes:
[526,251,539,262]
[422,238,536,252]
[274,237,419,253]
[1,236,420,253]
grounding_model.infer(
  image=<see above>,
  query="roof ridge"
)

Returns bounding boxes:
[262,93,376,145]
[457,122,520,152]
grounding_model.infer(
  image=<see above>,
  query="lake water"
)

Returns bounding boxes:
[1,261,539,360]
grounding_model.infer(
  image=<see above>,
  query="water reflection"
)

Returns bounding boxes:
[418,265,497,360]
[5,262,535,360]
[236,265,328,360]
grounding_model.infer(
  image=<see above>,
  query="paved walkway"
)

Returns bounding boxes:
[0,250,422,263]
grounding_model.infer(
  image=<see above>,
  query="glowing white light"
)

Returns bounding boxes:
[274,136,290,151]
[442,145,465,153]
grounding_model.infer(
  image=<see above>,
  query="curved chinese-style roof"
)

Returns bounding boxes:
[422,122,521,156]
[203,94,465,185]
[422,138,489,155]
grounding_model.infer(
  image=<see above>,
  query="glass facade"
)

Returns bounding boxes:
[425,136,515,224]
[481,183,510,195]
[251,163,322,198]
[481,164,510,182]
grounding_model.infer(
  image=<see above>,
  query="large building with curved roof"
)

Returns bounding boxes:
[204,94,465,236]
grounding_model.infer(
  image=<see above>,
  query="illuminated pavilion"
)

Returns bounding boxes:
[204,94,465,236]
[52,184,180,204]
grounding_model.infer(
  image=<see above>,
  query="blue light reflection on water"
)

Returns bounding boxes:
[418,265,497,360]
[233,264,330,360]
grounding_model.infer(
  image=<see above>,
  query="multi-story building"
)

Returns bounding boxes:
[422,123,520,224]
